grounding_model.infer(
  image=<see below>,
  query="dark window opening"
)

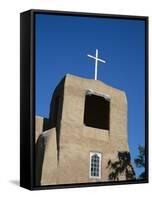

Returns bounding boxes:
[84,94,110,130]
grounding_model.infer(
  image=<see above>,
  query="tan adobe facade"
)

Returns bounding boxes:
[35,74,131,185]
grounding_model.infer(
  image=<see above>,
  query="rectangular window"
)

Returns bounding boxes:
[84,94,110,130]
[90,152,101,179]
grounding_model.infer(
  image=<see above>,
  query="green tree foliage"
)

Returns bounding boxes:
[134,145,145,179]
[107,152,136,181]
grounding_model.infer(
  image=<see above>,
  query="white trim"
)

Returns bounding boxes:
[89,152,102,179]
[86,89,110,101]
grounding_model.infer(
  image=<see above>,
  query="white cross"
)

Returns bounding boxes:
[87,49,106,80]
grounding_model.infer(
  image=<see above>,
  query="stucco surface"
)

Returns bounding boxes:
[35,74,130,185]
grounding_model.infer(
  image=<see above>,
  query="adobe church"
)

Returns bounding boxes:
[35,49,135,185]
[35,73,135,185]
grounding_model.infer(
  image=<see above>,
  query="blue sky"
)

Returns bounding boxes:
[35,13,145,177]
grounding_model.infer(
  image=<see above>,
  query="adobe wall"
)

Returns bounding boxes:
[36,74,129,185]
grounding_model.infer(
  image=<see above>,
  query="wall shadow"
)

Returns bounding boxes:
[35,76,65,185]
[35,134,46,186]
[107,151,136,181]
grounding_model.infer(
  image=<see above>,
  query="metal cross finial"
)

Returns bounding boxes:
[87,49,106,80]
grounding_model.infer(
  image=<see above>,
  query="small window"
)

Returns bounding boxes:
[84,94,110,130]
[90,152,101,179]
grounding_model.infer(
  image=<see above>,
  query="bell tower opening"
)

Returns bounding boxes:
[84,93,110,130]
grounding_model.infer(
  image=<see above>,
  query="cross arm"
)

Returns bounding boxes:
[87,54,106,63]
